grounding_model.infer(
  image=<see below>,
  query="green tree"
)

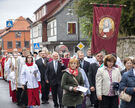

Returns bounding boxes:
[74,0,135,38]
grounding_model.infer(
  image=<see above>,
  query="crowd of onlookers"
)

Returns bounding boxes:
[0,47,135,108]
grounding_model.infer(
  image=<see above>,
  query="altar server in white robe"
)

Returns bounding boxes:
[8,54,18,103]
[20,55,41,107]
[5,54,13,99]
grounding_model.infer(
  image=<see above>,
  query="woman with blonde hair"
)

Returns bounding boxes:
[61,57,84,108]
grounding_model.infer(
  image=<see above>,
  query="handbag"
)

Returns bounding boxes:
[119,87,132,102]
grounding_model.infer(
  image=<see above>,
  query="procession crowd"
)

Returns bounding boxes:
[0,47,135,108]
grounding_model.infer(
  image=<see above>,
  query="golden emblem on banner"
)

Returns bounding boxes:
[99,17,115,39]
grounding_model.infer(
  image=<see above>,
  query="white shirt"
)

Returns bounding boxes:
[84,56,96,64]
[116,57,125,71]
[20,63,40,89]
[133,69,135,76]
[53,60,58,72]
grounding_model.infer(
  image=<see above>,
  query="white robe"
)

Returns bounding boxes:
[17,56,26,88]
[8,57,18,91]
[4,58,11,81]
[20,63,40,89]
[84,56,96,64]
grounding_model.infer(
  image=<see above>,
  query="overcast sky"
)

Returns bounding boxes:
[0,0,50,29]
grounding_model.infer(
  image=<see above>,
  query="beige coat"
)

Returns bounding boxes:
[96,66,121,97]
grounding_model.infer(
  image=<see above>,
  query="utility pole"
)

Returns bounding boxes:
[78,17,80,44]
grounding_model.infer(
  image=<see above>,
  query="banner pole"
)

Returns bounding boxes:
[90,3,126,7]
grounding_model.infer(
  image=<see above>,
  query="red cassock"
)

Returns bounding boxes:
[0,60,2,77]
[27,88,40,106]
[1,57,6,78]
[9,81,12,97]
[11,90,17,103]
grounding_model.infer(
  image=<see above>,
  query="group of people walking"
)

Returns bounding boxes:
[0,47,135,108]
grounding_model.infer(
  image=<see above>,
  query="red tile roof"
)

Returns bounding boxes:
[0,16,30,38]
[10,16,30,31]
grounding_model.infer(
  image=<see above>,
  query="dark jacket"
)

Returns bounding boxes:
[121,69,127,76]
[80,60,90,77]
[61,70,84,106]
[46,61,66,86]
[89,63,99,87]
[36,58,48,82]
[119,68,135,108]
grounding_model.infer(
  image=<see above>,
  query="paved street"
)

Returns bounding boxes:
[0,79,93,108]
[0,79,53,108]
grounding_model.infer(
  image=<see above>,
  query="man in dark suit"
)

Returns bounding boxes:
[46,52,66,108]
[36,49,50,104]
[89,52,103,108]
[77,50,91,77]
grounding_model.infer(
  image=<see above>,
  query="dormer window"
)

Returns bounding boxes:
[43,5,46,16]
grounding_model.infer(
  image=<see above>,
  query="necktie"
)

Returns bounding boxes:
[43,58,46,66]
[80,60,83,68]
[81,61,83,68]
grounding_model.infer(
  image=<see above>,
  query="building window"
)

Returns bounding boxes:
[47,19,57,37]
[43,5,46,16]
[25,41,29,48]
[36,13,38,20]
[15,32,21,37]
[67,22,77,34]
[16,41,21,48]
[7,41,12,49]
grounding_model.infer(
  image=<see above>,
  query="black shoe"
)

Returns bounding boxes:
[45,101,49,104]
[17,103,22,106]
[54,105,59,108]
[42,101,49,104]
[60,105,64,108]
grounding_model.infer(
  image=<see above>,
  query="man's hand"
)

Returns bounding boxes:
[46,80,49,83]
[133,88,135,92]
[90,86,95,92]
[98,96,102,101]
[34,73,37,77]
[22,86,24,90]
[9,63,12,68]
[15,67,17,70]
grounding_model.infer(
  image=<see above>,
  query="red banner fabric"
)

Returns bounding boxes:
[91,6,122,54]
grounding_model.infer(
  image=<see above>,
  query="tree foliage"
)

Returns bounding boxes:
[73,0,135,37]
